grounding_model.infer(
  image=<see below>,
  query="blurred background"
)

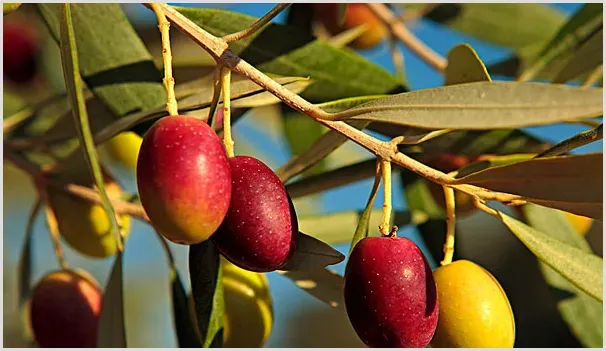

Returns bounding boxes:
[3,3,602,348]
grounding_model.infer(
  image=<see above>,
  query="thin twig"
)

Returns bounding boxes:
[220,66,235,157]
[41,190,69,270]
[207,66,222,127]
[223,3,292,43]
[440,186,456,266]
[151,3,179,116]
[379,159,392,236]
[534,124,603,158]
[367,3,446,72]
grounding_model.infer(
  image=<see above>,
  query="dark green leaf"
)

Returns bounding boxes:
[189,240,224,348]
[37,4,166,118]
[455,153,535,178]
[349,161,381,255]
[444,43,491,85]
[339,82,603,130]
[283,111,328,176]
[281,233,346,271]
[553,27,603,84]
[522,204,603,347]
[97,253,126,347]
[453,153,603,219]
[58,3,121,250]
[518,4,603,82]
[175,7,400,102]
[404,3,565,50]
[18,199,42,308]
[170,269,203,348]
[498,210,603,302]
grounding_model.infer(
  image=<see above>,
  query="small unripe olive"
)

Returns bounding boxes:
[431,260,515,348]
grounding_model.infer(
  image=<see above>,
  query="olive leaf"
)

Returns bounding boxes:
[280,233,346,271]
[170,268,203,348]
[189,240,224,348]
[498,210,603,302]
[97,252,127,347]
[18,199,42,309]
[338,82,603,130]
[3,3,21,15]
[278,268,345,310]
[444,43,492,85]
[534,124,603,158]
[522,204,603,348]
[453,153,603,220]
[349,161,381,255]
[552,27,603,84]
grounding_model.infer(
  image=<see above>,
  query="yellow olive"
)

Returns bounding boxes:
[431,260,515,348]
[564,211,593,236]
[102,131,142,171]
[222,257,273,347]
[46,179,130,259]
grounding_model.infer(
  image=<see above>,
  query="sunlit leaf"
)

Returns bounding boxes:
[498,210,603,302]
[37,4,166,118]
[518,3,603,82]
[3,3,21,15]
[349,161,381,255]
[402,3,565,50]
[453,153,603,219]
[444,43,491,85]
[338,82,603,130]
[58,3,121,251]
[281,233,346,271]
[97,253,126,347]
[175,7,401,101]
[522,204,603,347]
[552,27,603,84]
[283,111,328,176]
[189,240,224,347]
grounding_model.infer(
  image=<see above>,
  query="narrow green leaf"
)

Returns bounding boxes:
[97,253,126,347]
[403,3,565,51]
[176,7,401,101]
[553,27,603,84]
[58,3,122,251]
[522,204,603,347]
[281,233,346,271]
[339,82,603,130]
[453,153,603,219]
[455,153,535,178]
[189,240,224,348]
[278,268,345,310]
[349,162,381,255]
[498,210,603,302]
[518,3,603,82]
[18,199,42,309]
[37,4,166,117]
[3,3,21,15]
[298,209,429,246]
[444,43,492,85]
[171,269,203,348]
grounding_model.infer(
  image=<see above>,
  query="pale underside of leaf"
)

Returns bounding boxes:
[278,268,345,310]
[498,210,603,302]
[339,82,603,130]
[444,43,492,85]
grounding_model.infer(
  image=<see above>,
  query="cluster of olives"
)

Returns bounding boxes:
[344,236,516,348]
[136,114,299,272]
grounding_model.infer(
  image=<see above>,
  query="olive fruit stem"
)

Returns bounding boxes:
[220,66,235,158]
[366,3,446,72]
[440,185,456,266]
[207,66,222,128]
[379,159,392,236]
[43,196,69,270]
[223,3,292,43]
[150,3,179,116]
